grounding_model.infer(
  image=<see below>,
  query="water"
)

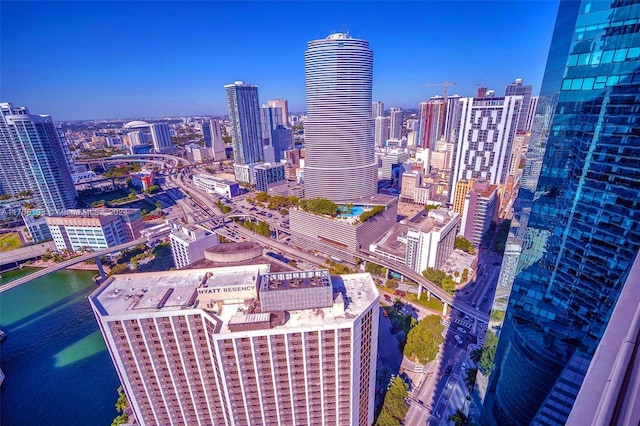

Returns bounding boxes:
[338,205,365,218]
[0,268,120,425]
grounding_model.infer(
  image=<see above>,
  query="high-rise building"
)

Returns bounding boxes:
[303,33,377,201]
[459,180,498,246]
[254,162,286,192]
[416,98,444,149]
[260,106,284,145]
[504,79,532,133]
[89,265,379,426]
[389,107,403,140]
[452,179,473,216]
[168,222,219,269]
[400,171,422,202]
[371,101,384,118]
[443,94,462,143]
[268,99,289,128]
[524,96,539,133]
[202,119,227,161]
[0,102,76,215]
[374,116,390,147]
[270,124,293,162]
[448,95,522,204]
[405,209,459,273]
[150,123,173,153]
[481,1,640,424]
[225,81,263,165]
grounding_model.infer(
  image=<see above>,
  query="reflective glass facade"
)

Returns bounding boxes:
[482,1,640,424]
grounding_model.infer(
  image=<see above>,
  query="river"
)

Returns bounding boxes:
[0,268,120,425]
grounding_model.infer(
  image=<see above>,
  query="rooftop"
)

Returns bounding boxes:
[90,265,379,333]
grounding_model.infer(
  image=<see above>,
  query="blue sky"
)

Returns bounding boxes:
[1,1,560,120]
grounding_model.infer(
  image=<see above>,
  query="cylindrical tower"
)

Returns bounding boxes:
[304,33,377,201]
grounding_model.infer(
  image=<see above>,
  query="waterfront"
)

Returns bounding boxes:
[0,268,120,425]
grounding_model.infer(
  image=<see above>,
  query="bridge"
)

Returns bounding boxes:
[0,236,152,294]
[75,153,191,168]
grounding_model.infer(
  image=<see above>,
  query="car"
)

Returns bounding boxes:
[454,335,463,344]
[445,365,453,376]
[384,294,392,301]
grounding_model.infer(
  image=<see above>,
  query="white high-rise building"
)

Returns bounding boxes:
[448,95,522,203]
[374,116,390,147]
[168,222,219,269]
[303,33,377,201]
[524,96,539,133]
[405,209,460,273]
[389,107,403,140]
[203,119,226,161]
[371,101,384,118]
[504,78,532,133]
[150,123,174,153]
[0,102,77,215]
[89,265,379,426]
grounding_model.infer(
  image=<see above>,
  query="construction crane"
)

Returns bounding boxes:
[421,81,457,138]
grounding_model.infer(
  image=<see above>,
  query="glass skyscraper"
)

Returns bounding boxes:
[0,102,76,215]
[224,81,263,165]
[482,1,640,424]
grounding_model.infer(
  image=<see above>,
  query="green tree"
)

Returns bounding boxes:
[403,315,444,363]
[470,348,483,365]
[155,201,163,211]
[145,185,161,194]
[462,268,469,282]
[375,376,409,426]
[299,198,339,215]
[479,329,499,376]
[425,204,438,211]
[448,409,468,426]
[455,236,476,254]
[365,262,385,276]
[464,368,478,392]
[111,386,129,426]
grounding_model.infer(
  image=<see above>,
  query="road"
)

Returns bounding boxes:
[0,237,153,294]
[0,241,56,267]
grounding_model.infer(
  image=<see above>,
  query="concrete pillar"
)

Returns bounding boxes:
[418,284,422,298]
[472,319,477,334]
[426,290,431,301]
[96,257,107,281]
[442,302,448,316]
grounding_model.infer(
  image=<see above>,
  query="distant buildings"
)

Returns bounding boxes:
[168,221,219,269]
[372,100,384,118]
[45,208,143,252]
[504,78,533,133]
[267,99,289,127]
[0,102,77,215]
[89,265,379,426]
[374,116,390,148]
[459,180,498,245]
[389,107,403,140]
[270,125,293,163]
[192,174,240,198]
[303,33,377,201]
[185,143,212,163]
[130,169,155,191]
[254,162,286,192]
[448,95,522,204]
[416,99,444,149]
[260,105,284,145]
[225,81,263,169]
[150,123,173,153]
[202,119,226,161]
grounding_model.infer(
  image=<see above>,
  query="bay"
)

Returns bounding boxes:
[0,268,120,426]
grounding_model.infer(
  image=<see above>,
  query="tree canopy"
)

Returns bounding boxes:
[299,198,338,216]
[455,236,476,254]
[403,315,444,364]
[479,329,499,376]
[375,376,409,426]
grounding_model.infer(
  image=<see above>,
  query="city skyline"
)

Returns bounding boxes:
[1,1,559,120]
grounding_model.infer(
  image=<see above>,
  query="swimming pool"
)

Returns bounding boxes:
[338,205,365,218]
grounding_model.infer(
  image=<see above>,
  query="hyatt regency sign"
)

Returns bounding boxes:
[197,284,256,302]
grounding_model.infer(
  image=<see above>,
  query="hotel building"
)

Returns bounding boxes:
[168,222,219,269]
[89,265,379,426]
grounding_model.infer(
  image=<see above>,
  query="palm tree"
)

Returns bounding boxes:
[448,409,468,425]
[464,368,478,392]
[470,348,483,365]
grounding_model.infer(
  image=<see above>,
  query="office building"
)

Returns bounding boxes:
[372,101,384,118]
[130,169,155,191]
[260,106,284,145]
[192,174,240,198]
[389,107,403,140]
[185,144,212,163]
[0,103,77,215]
[127,131,151,147]
[405,209,459,272]
[481,1,640,424]
[374,116,390,148]
[45,208,143,252]
[448,95,522,204]
[400,171,422,202]
[443,94,462,143]
[225,81,263,166]
[254,162,286,192]
[150,123,173,153]
[459,181,497,246]
[168,222,219,269]
[416,98,444,149]
[524,96,539,133]
[453,179,473,216]
[304,33,377,201]
[268,99,289,127]
[380,150,409,180]
[89,265,379,426]
[504,79,533,133]
[270,125,293,162]
[203,119,227,161]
